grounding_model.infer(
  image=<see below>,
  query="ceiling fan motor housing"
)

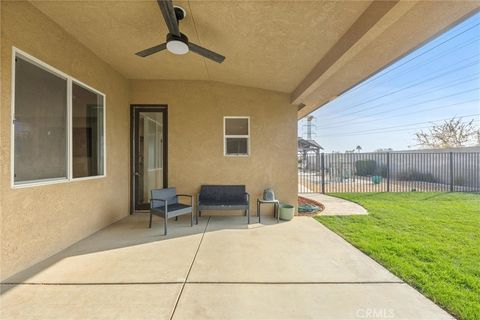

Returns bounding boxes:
[166,32,188,44]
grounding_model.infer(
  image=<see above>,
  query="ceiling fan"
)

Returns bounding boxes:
[135,0,225,63]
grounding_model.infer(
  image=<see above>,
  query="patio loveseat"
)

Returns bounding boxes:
[197,185,250,224]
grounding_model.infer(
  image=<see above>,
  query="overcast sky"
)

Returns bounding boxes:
[298,11,480,153]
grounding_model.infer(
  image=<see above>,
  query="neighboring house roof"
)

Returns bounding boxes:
[298,137,323,153]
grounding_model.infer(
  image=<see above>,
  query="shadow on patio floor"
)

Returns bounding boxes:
[1,213,280,293]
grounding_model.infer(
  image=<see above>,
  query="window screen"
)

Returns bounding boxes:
[14,56,67,184]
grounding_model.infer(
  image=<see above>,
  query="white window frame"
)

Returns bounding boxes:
[223,116,250,157]
[11,47,107,189]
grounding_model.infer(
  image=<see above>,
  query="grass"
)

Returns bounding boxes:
[315,192,480,320]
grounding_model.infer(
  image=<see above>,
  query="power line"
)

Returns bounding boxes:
[319,117,480,138]
[344,21,480,95]
[318,88,480,130]
[320,58,480,120]
[342,37,480,96]
[316,114,480,137]
[341,88,479,119]
[315,99,479,132]
[317,119,480,138]
[308,16,480,145]
[317,59,479,121]
[317,75,480,126]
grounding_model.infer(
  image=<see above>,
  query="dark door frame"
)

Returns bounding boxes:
[130,104,168,213]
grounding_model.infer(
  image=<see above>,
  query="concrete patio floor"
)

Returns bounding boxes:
[1,214,452,319]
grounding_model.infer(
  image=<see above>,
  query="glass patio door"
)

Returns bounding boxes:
[132,106,167,211]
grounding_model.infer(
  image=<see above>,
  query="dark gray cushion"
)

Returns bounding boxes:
[198,205,248,211]
[150,203,192,217]
[199,185,246,206]
[199,199,248,207]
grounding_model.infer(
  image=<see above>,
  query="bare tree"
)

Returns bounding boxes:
[415,117,479,148]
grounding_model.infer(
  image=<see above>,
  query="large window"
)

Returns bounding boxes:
[12,49,105,187]
[224,117,250,156]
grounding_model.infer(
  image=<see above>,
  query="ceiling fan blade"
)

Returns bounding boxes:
[157,0,180,36]
[135,43,167,57]
[189,42,225,63]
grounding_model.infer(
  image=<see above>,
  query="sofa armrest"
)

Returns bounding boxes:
[177,194,193,207]
[244,192,250,204]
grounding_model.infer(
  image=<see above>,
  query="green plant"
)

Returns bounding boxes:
[397,170,436,182]
[355,159,377,176]
[454,176,465,186]
[378,164,388,178]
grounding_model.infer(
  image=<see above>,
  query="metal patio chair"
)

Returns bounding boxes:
[149,187,194,235]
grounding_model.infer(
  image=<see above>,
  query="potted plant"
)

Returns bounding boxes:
[279,204,295,221]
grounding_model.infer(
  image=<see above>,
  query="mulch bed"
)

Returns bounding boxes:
[297,196,325,216]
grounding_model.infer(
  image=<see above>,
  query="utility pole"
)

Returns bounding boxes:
[306,115,315,140]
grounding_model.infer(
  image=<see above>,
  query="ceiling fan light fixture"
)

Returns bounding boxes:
[166,40,189,55]
[166,33,189,55]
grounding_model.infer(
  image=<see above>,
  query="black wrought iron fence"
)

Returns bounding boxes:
[298,152,480,193]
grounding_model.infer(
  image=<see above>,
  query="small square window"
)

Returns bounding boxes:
[224,117,249,156]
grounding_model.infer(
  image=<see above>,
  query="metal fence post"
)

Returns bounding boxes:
[449,152,454,192]
[386,152,390,192]
[321,152,325,194]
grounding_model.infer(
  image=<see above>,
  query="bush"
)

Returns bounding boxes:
[378,165,388,178]
[454,176,465,186]
[397,170,436,183]
[355,160,377,176]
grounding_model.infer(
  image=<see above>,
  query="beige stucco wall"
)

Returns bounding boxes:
[0,1,298,281]
[0,1,130,280]
[130,80,298,214]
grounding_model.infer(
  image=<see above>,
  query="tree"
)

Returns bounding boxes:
[415,117,479,149]
[355,145,362,153]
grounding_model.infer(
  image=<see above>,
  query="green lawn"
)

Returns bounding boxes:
[315,192,480,320]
